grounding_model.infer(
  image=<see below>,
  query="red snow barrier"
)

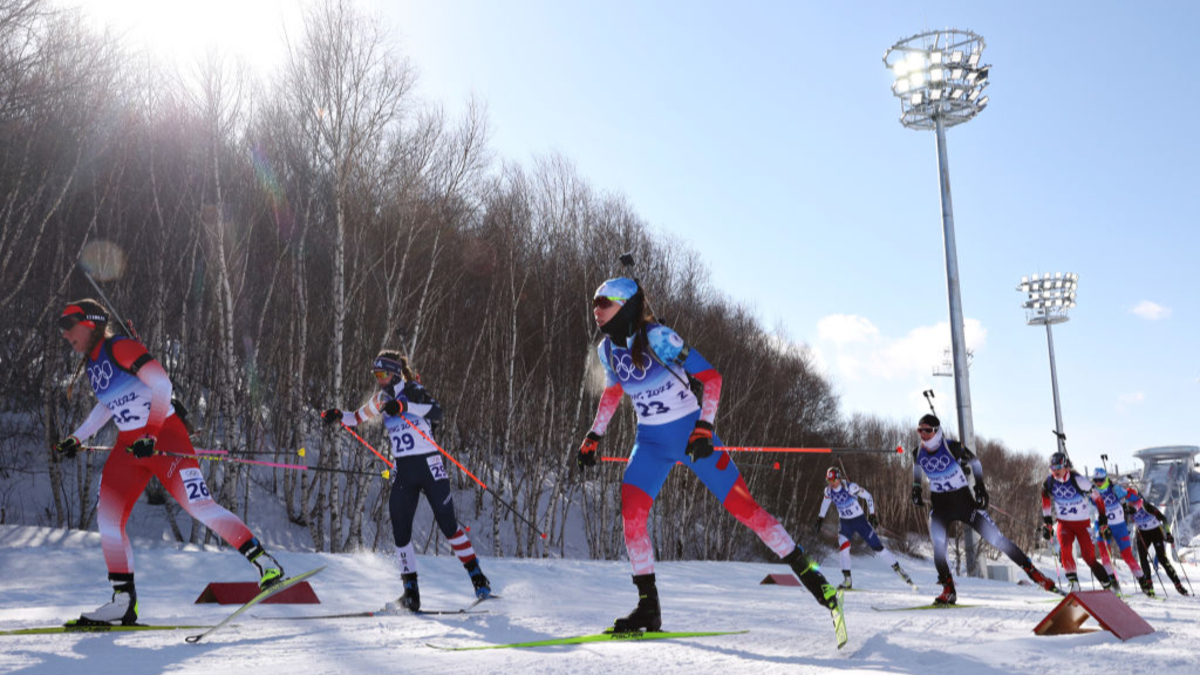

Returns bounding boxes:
[194,581,320,605]
[1033,590,1154,641]
[760,573,802,587]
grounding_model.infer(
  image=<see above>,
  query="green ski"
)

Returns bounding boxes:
[871,603,977,611]
[1,623,213,636]
[185,566,325,643]
[426,629,748,651]
[832,588,848,649]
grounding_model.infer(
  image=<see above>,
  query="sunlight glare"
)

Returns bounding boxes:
[80,0,301,71]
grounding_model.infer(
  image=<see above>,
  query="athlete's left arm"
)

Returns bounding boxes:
[681,348,721,424]
[851,482,876,514]
[114,340,171,437]
[949,441,985,482]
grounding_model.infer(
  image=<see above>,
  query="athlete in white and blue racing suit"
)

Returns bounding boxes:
[577,277,838,633]
[816,467,915,590]
[322,351,491,612]
[1090,467,1154,596]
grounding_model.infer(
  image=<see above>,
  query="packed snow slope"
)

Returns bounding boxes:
[1,525,1197,675]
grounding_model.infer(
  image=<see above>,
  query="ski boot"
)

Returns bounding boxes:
[837,571,853,590]
[611,573,662,633]
[465,559,492,599]
[892,562,916,589]
[783,548,837,610]
[1102,575,1123,596]
[240,537,284,590]
[1022,563,1061,594]
[1164,565,1189,595]
[396,572,420,612]
[1065,572,1081,593]
[933,574,956,606]
[1137,575,1156,598]
[79,574,138,625]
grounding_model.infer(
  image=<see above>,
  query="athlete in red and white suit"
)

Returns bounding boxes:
[57,300,281,624]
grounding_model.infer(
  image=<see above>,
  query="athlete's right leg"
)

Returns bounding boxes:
[386,463,424,610]
[83,444,154,624]
[928,510,952,581]
[96,443,155,575]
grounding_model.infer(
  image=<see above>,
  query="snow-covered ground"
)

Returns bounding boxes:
[2,525,1198,675]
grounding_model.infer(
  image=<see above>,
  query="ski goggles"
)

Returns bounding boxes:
[371,357,405,379]
[58,306,107,331]
[592,296,626,310]
[1050,461,1069,471]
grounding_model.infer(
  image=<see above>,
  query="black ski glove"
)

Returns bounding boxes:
[321,408,343,426]
[54,435,81,460]
[127,436,156,459]
[577,431,602,468]
[686,420,715,463]
[868,513,879,528]
[973,482,989,510]
[911,484,924,507]
[1042,516,1054,540]
[813,517,823,534]
[1165,530,1175,545]
[382,399,407,416]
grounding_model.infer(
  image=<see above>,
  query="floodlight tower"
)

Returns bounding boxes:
[884,29,991,577]
[1018,272,1079,457]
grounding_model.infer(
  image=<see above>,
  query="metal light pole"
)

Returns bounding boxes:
[885,30,991,577]
[1017,272,1079,458]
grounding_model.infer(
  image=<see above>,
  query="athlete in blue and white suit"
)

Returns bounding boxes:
[816,467,914,590]
[1090,467,1154,596]
[912,414,1059,604]
[578,277,838,633]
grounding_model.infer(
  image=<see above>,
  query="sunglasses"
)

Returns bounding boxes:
[916,427,936,434]
[592,296,624,309]
[373,370,394,381]
[1051,464,1068,471]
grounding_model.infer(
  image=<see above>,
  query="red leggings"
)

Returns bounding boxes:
[97,416,253,575]
[1056,519,1098,573]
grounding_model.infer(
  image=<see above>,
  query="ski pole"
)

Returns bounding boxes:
[1171,541,1194,594]
[715,445,904,455]
[394,416,548,540]
[331,419,395,469]
[599,456,782,469]
[82,445,388,477]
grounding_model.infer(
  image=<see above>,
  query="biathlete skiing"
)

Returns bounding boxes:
[322,350,491,612]
[911,414,1060,605]
[56,299,284,625]
[577,275,840,633]
[1040,453,1114,592]
[816,467,915,591]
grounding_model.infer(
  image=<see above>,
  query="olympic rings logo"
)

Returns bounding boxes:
[920,454,953,473]
[88,361,114,391]
[1051,483,1078,500]
[612,352,652,381]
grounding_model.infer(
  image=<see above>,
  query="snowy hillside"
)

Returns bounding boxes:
[2,524,1198,675]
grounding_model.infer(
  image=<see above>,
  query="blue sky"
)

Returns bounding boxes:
[87,1,1198,476]
[374,1,1197,475]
